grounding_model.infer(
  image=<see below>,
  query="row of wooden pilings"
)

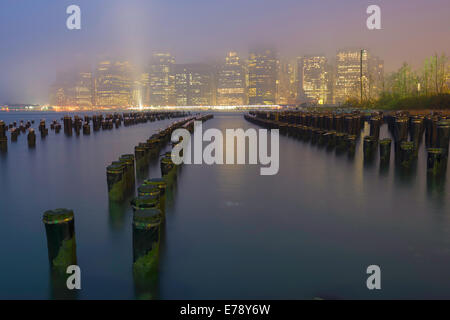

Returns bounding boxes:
[41,113,213,299]
[0,112,189,152]
[244,110,449,176]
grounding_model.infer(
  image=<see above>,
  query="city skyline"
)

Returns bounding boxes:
[1,0,449,104]
[45,48,388,109]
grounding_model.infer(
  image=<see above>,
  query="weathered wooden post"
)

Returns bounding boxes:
[135,143,148,178]
[27,128,36,148]
[370,117,381,140]
[143,178,167,216]
[120,154,135,193]
[363,136,377,162]
[63,115,72,136]
[0,120,7,152]
[410,117,424,147]
[346,135,356,157]
[106,162,126,202]
[138,184,160,198]
[133,208,162,300]
[379,138,392,167]
[10,128,19,142]
[83,122,90,135]
[39,120,48,138]
[437,120,450,154]
[427,148,447,176]
[394,117,409,143]
[161,154,177,185]
[131,194,159,211]
[43,209,77,271]
[399,141,416,168]
[424,116,438,148]
[146,138,160,159]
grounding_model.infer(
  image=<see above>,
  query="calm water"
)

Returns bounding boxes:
[0,111,449,300]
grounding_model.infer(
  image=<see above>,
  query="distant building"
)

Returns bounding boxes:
[295,56,307,103]
[302,55,330,105]
[50,71,93,108]
[174,64,215,106]
[217,52,246,105]
[95,60,133,107]
[148,53,175,106]
[277,60,297,105]
[334,49,384,103]
[334,49,365,103]
[248,48,277,105]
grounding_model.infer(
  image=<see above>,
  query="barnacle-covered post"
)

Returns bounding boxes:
[427,148,447,176]
[437,120,450,155]
[370,117,381,140]
[119,154,136,194]
[143,178,167,216]
[346,135,356,157]
[135,143,148,174]
[138,184,160,198]
[133,208,162,300]
[379,138,392,167]
[410,117,424,147]
[43,209,77,271]
[160,153,177,185]
[399,141,416,169]
[106,162,126,202]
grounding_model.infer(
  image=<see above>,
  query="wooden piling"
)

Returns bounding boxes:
[43,209,77,272]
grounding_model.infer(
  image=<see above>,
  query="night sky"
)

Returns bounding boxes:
[0,0,449,103]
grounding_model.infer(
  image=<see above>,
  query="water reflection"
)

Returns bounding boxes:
[108,200,129,231]
[427,173,447,203]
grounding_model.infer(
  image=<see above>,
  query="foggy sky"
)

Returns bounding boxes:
[0,0,449,104]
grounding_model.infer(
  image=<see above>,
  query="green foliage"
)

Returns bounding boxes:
[357,53,450,110]
[374,93,450,110]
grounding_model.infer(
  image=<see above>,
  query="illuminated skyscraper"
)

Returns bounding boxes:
[334,49,384,103]
[277,59,297,105]
[248,48,277,105]
[302,56,330,105]
[95,60,132,107]
[148,53,175,106]
[174,64,214,106]
[334,49,369,104]
[217,52,246,105]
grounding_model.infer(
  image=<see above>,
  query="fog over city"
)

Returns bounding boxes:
[0,0,449,104]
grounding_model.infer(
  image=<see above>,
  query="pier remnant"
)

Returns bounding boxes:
[43,209,77,272]
[133,208,162,300]
[27,129,36,148]
[0,120,7,152]
[379,138,392,166]
[107,162,126,202]
[427,148,447,176]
